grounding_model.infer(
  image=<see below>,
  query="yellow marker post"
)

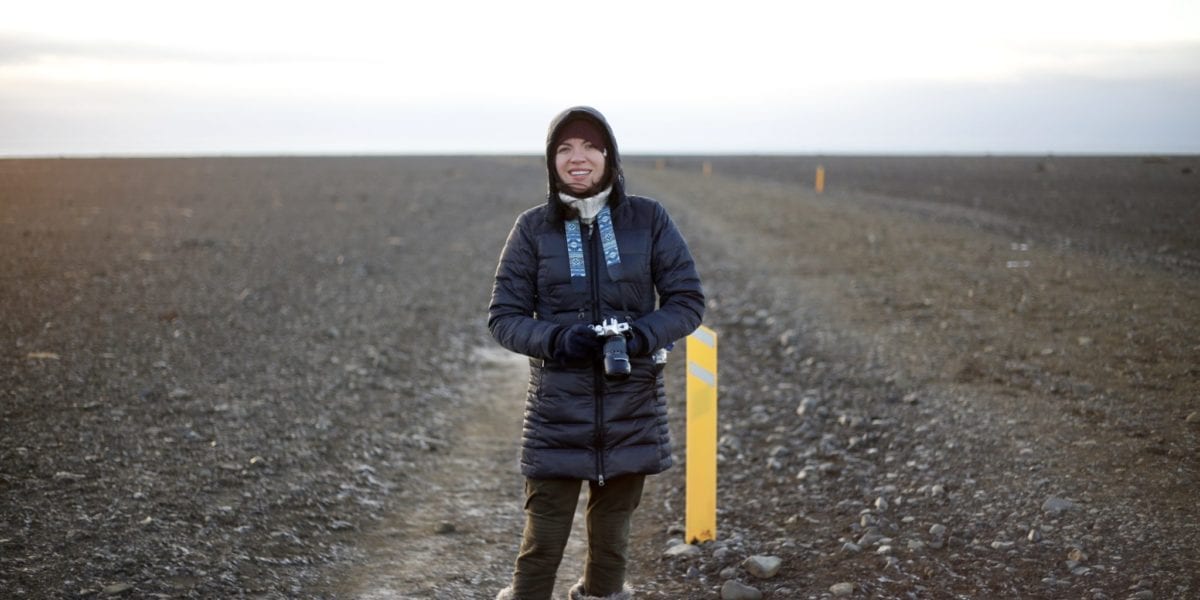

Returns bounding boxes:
[686,325,718,543]
[815,165,825,194]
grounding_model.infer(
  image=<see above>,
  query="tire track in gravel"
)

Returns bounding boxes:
[330,346,591,599]
[624,164,1200,598]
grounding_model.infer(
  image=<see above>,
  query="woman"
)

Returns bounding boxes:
[489,106,704,599]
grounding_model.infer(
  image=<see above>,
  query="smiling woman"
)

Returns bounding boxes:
[488,105,705,599]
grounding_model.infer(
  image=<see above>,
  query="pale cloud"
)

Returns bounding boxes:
[1,0,1198,155]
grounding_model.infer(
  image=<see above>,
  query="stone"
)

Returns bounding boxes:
[875,496,889,511]
[720,580,762,600]
[743,555,782,579]
[858,532,883,547]
[1042,496,1077,515]
[1129,590,1153,600]
[796,396,819,418]
[664,543,702,559]
[841,542,862,554]
[830,582,855,596]
[102,583,133,595]
[1186,411,1199,424]
[1028,528,1043,542]
[928,524,947,550]
[992,540,1015,550]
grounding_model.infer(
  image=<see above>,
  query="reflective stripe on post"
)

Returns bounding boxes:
[686,325,718,544]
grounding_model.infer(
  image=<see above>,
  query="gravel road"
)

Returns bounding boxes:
[2,156,1197,599]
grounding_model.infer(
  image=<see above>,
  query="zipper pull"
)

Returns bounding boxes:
[598,474,605,487]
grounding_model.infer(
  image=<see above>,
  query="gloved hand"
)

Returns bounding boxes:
[555,323,603,361]
[626,326,648,357]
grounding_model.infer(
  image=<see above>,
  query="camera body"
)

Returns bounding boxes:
[591,318,632,380]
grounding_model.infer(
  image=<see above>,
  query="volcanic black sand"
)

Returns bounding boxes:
[2,155,1197,598]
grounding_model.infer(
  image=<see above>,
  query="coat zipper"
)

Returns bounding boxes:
[586,222,606,487]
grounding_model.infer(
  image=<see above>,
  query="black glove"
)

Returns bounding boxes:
[556,323,602,360]
[626,326,648,357]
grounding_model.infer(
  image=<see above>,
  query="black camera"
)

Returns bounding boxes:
[592,318,632,380]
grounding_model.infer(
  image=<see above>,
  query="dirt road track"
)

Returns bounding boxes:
[328,346,538,599]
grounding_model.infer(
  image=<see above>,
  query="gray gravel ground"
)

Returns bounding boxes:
[2,156,1197,599]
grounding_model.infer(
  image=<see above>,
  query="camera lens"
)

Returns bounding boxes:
[603,335,631,380]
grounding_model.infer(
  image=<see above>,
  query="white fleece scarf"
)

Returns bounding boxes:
[559,185,613,225]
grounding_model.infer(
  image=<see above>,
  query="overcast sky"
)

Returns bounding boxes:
[2,0,1198,156]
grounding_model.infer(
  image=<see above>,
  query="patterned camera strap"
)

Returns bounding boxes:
[565,205,622,291]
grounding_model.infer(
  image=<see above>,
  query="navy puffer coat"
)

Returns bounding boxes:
[488,106,705,484]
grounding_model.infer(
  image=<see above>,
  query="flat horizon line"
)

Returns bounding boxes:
[3,150,1199,160]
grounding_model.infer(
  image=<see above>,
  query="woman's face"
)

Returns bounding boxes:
[555,138,606,195]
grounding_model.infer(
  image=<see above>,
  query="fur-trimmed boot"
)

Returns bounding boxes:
[568,579,634,600]
[495,586,515,600]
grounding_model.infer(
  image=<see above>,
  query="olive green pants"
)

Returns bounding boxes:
[509,474,645,599]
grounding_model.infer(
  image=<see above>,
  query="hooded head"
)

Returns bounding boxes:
[545,106,624,220]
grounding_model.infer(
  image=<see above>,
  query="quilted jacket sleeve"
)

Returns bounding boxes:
[633,202,705,351]
[488,212,561,359]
